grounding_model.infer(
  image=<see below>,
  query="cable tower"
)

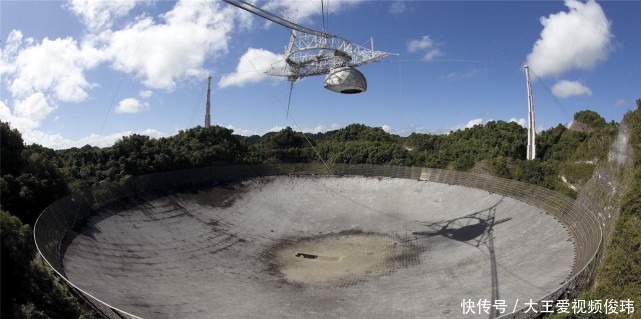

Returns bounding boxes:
[205,75,212,128]
[524,65,536,160]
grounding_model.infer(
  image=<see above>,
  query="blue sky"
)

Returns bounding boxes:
[1,0,639,149]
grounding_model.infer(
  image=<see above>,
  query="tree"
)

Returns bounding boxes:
[573,110,607,129]
[1,210,35,316]
[1,211,98,318]
[328,124,394,143]
[263,127,308,149]
[1,122,25,176]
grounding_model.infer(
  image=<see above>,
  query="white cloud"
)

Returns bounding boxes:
[267,125,288,133]
[14,92,56,121]
[508,117,527,127]
[218,48,285,88]
[0,30,25,75]
[464,118,484,128]
[408,35,434,52]
[407,35,442,61]
[444,118,485,133]
[366,118,534,137]
[2,97,163,149]
[382,124,392,132]
[139,90,153,99]
[0,100,39,132]
[300,123,342,134]
[223,124,287,136]
[65,0,142,31]
[615,99,626,107]
[551,80,592,98]
[116,97,148,113]
[389,2,406,14]
[3,30,103,102]
[224,123,343,137]
[263,0,365,25]
[0,0,257,149]
[526,0,612,78]
[224,124,262,137]
[104,0,242,91]
[21,128,167,149]
[0,30,103,147]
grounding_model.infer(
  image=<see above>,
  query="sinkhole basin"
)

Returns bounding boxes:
[57,167,578,319]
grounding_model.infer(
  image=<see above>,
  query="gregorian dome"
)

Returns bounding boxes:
[323,67,367,94]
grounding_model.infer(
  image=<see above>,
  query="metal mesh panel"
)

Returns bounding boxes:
[34,164,602,319]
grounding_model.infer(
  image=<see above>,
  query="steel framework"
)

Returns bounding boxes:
[272,31,391,81]
[223,0,392,81]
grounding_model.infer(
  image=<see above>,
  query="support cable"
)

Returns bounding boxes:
[281,81,334,175]
[528,69,573,122]
[211,1,333,175]
[321,0,326,32]
[286,80,294,119]
[100,30,148,135]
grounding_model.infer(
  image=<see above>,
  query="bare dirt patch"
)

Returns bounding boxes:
[264,230,422,287]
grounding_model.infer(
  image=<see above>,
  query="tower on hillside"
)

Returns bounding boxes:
[524,65,536,160]
[205,75,212,128]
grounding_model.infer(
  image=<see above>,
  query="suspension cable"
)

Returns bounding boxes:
[321,0,326,32]
[283,81,334,175]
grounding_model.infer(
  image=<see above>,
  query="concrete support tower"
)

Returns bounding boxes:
[205,76,212,128]
[524,65,536,160]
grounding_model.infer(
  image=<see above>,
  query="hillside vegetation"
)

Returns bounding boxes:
[582,101,641,318]
[0,105,635,318]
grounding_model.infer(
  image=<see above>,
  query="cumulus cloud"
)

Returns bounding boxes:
[0,100,39,132]
[116,97,148,113]
[551,80,592,98]
[14,92,56,121]
[0,0,263,150]
[526,0,612,77]
[0,29,104,136]
[103,0,251,91]
[407,35,442,61]
[218,48,285,88]
[3,30,103,102]
[408,35,434,52]
[65,0,142,31]
[2,98,164,149]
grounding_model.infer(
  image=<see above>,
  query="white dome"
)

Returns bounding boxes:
[323,67,367,94]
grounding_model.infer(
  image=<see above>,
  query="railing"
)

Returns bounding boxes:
[33,164,602,319]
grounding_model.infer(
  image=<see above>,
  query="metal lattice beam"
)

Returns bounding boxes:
[269,32,392,80]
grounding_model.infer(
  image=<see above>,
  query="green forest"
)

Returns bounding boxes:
[1,102,640,318]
